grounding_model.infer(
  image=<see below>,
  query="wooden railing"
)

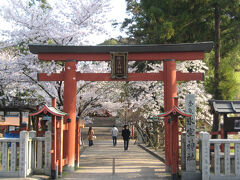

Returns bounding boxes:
[0,131,51,178]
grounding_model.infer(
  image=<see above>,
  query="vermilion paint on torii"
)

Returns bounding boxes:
[29,42,213,173]
[158,98,192,176]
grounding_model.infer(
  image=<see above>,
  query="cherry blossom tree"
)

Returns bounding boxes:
[0,0,116,123]
[0,0,213,128]
[0,0,110,47]
[118,60,212,131]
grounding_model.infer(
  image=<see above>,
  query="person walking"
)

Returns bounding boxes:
[111,125,119,146]
[122,125,130,151]
[88,127,94,147]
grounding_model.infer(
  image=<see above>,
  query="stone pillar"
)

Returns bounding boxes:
[224,143,231,175]
[235,143,240,176]
[45,131,51,176]
[29,130,36,138]
[19,131,29,178]
[181,132,186,171]
[2,142,8,171]
[10,142,17,172]
[214,143,221,175]
[200,132,210,180]
[29,131,36,170]
[185,94,196,171]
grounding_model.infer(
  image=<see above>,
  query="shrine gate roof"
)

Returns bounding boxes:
[30,104,67,117]
[29,42,213,54]
[157,106,192,118]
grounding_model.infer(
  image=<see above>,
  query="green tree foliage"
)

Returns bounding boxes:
[28,0,51,10]
[100,38,119,45]
[122,0,240,132]
[205,45,240,100]
[123,0,239,47]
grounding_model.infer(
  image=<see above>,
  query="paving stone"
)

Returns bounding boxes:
[61,135,171,180]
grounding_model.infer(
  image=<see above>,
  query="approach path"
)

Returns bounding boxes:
[61,127,171,180]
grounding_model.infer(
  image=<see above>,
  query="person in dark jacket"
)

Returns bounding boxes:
[122,125,130,151]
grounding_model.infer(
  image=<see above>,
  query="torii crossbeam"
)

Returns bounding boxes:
[29,42,213,174]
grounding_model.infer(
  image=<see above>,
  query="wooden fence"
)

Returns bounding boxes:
[0,131,51,178]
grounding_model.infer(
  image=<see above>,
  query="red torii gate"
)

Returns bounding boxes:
[29,42,213,174]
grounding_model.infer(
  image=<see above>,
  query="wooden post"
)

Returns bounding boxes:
[172,97,179,177]
[58,116,63,176]
[36,106,40,136]
[163,60,177,173]
[163,60,170,167]
[220,124,225,152]
[75,118,80,167]
[20,111,23,127]
[51,98,57,178]
[63,61,77,171]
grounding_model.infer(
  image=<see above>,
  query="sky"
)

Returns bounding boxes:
[88,0,128,44]
[0,0,128,45]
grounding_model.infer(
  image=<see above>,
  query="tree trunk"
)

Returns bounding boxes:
[212,4,221,137]
[211,113,219,139]
[214,4,221,99]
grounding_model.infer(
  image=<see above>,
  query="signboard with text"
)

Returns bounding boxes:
[185,94,196,172]
[111,52,128,79]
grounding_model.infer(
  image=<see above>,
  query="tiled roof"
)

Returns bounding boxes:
[30,104,67,117]
[29,42,213,54]
[209,100,240,113]
[157,106,191,118]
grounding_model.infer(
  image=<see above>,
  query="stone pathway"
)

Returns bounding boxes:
[61,139,171,180]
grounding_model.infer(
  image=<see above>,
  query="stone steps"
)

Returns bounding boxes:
[85,116,123,127]
[82,127,122,141]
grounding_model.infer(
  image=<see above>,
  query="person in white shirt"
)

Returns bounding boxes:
[111,125,119,146]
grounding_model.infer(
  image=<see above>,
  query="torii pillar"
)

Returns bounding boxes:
[63,61,77,171]
[163,59,177,168]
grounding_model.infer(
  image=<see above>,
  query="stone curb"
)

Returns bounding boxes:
[80,145,87,155]
[138,143,166,164]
